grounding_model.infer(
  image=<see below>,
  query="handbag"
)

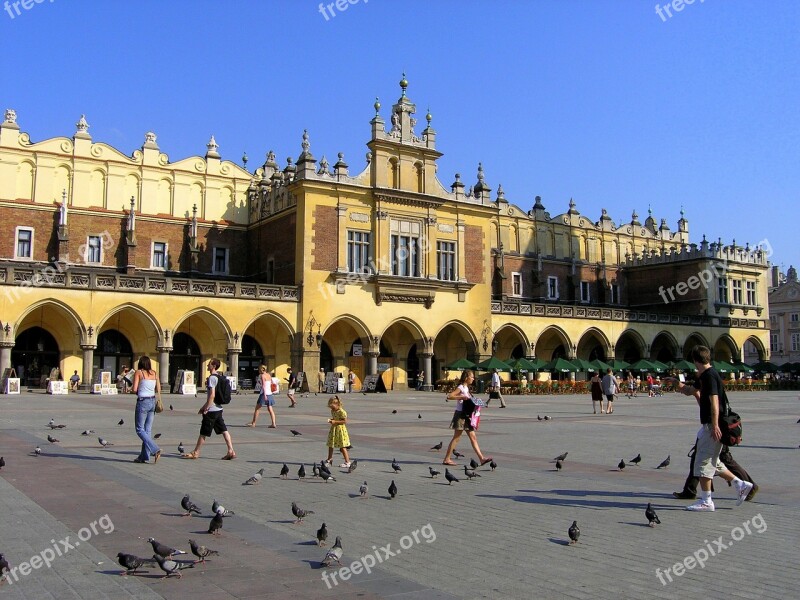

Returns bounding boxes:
[719,392,742,446]
[154,390,164,413]
[469,407,481,430]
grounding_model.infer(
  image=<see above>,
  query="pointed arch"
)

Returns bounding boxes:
[616,328,647,362]
[650,330,680,362]
[576,327,611,361]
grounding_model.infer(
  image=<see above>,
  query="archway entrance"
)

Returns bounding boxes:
[169,333,201,392]
[12,326,60,388]
[93,329,134,380]
[238,334,264,383]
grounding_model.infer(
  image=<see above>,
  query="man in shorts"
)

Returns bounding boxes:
[182,358,236,460]
[665,346,752,511]
[601,368,618,414]
[286,367,297,407]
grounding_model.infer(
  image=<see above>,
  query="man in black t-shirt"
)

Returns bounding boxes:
[665,345,753,512]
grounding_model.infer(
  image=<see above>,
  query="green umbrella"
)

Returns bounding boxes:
[544,357,579,372]
[627,359,658,372]
[650,360,670,373]
[475,356,512,371]
[506,357,538,372]
[607,359,630,371]
[446,358,476,370]
[779,362,799,373]
[589,358,612,372]
[571,358,596,372]
[712,360,735,373]
[670,359,696,372]
[751,360,778,373]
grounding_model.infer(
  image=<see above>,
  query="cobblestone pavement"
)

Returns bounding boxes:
[0,387,797,599]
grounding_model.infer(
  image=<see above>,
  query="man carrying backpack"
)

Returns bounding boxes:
[182,358,236,460]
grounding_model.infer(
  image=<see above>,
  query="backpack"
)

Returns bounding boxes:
[214,375,232,405]
[718,390,742,446]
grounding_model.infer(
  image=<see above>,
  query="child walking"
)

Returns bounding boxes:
[325,396,351,468]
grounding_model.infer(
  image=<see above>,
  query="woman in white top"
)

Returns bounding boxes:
[132,356,161,464]
[442,369,492,467]
[247,365,277,428]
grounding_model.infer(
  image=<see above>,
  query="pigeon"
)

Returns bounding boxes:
[469,458,479,470]
[645,503,661,527]
[568,521,580,545]
[630,453,642,466]
[347,460,358,473]
[537,415,543,421]
[181,495,201,517]
[47,434,59,443]
[188,539,218,563]
[116,552,150,576]
[118,419,124,426]
[153,433,162,439]
[34,445,41,456]
[391,458,402,473]
[418,414,422,419]
[321,536,343,567]
[211,499,233,517]
[320,470,336,483]
[312,464,320,478]
[243,468,265,485]
[489,460,497,471]
[208,511,224,536]
[292,502,314,524]
[656,455,670,469]
[618,459,626,471]
[391,409,397,414]
[48,418,55,427]
[553,452,568,462]
[148,538,186,559]
[0,553,8,579]
[0,457,4,470]
[280,463,290,479]
[464,466,481,480]
[544,415,551,421]
[388,480,397,499]
[359,481,369,497]
[319,461,332,477]
[290,429,302,436]
[81,430,95,436]
[298,464,306,480]
[98,437,113,447]
[555,459,563,472]
[169,404,174,411]
[430,441,443,451]
[797,417,800,423]
[152,554,190,579]
[429,467,440,478]
[317,522,328,546]
[445,468,460,485]
[452,450,464,459]
[178,442,185,454]
[49,423,66,429]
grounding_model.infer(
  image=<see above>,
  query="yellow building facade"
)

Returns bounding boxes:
[0,79,770,392]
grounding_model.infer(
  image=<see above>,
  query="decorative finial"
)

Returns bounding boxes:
[207,134,219,153]
[399,72,408,96]
[602,208,608,216]
[192,203,198,217]
[426,106,432,125]
[680,205,685,218]
[76,114,89,133]
[632,210,638,221]
[3,108,17,124]
[702,234,706,242]
[497,184,505,201]
[318,155,330,175]
[242,152,248,168]
[144,131,158,147]
[62,189,67,203]
[301,129,310,153]
[374,97,381,116]
[648,204,652,217]
[266,150,276,164]
[130,196,135,209]
[477,162,485,182]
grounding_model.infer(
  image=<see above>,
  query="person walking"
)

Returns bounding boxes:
[590,371,603,414]
[487,368,506,408]
[247,365,276,428]
[286,367,298,407]
[442,370,492,467]
[131,356,161,464]
[673,442,759,502]
[317,368,325,393]
[182,358,236,460]
[601,368,618,414]
[326,396,351,468]
[665,345,753,511]
[626,372,637,398]
[348,370,355,394]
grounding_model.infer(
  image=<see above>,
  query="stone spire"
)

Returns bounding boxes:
[74,114,91,139]
[296,130,317,179]
[205,135,220,159]
[567,198,579,215]
[473,162,491,199]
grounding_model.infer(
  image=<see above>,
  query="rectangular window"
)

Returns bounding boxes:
[15,227,33,259]
[266,258,275,284]
[791,313,799,323]
[609,283,619,305]
[86,235,102,264]
[151,241,167,269]
[547,276,559,300]
[770,315,777,326]
[732,279,743,304]
[717,277,728,303]
[436,241,457,281]
[390,219,421,277]
[792,333,800,352]
[745,281,756,306]
[347,230,371,274]
[213,247,229,274]
[511,272,522,296]
[770,333,779,352]
[580,281,591,303]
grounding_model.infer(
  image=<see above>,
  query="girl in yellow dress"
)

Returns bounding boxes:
[325,396,351,468]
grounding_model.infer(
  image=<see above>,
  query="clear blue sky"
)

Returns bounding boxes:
[2,0,798,271]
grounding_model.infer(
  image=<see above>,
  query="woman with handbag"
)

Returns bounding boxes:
[132,356,162,464]
[246,364,277,428]
[442,370,492,467]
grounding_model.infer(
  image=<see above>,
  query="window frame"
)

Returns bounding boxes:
[717,277,728,303]
[547,276,559,300]
[745,281,756,305]
[609,283,619,305]
[15,227,34,260]
[731,279,743,305]
[436,240,457,281]
[151,241,168,270]
[85,235,102,264]
[212,246,229,275]
[580,280,591,303]
[511,272,522,297]
[347,230,371,274]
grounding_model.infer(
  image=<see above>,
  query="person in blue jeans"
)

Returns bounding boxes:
[132,356,161,464]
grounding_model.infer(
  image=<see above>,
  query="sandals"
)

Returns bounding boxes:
[442,461,457,466]
[480,457,494,466]
[221,453,237,460]
[153,450,161,464]
[245,423,256,427]
[181,452,199,459]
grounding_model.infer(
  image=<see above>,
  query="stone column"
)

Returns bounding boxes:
[419,352,433,391]
[367,351,379,376]
[157,346,171,391]
[302,348,321,379]
[81,344,96,391]
[0,341,14,375]
[227,347,241,378]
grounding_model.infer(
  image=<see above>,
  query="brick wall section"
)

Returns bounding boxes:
[311,205,337,271]
[464,225,484,284]
[625,262,709,313]
[248,212,297,284]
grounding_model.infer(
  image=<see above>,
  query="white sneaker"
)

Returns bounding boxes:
[736,481,754,506]
[340,462,351,468]
[686,499,715,512]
